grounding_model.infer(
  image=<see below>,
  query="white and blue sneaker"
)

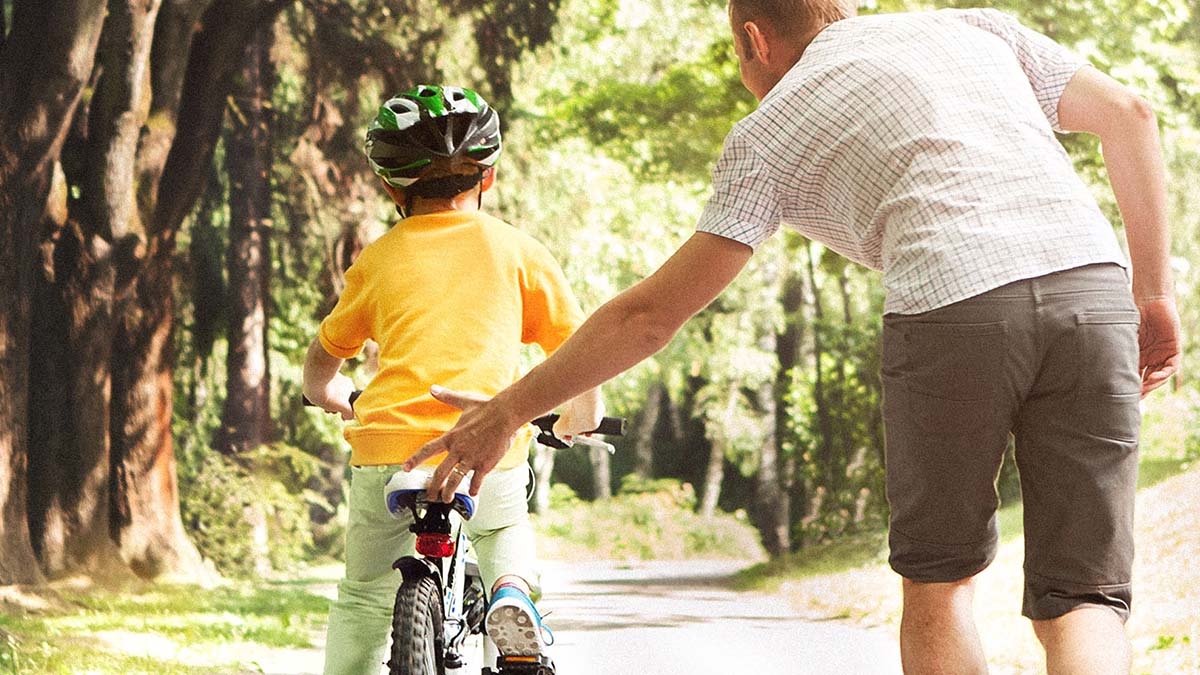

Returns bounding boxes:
[485,585,553,656]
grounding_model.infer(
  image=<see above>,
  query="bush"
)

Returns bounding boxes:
[534,478,764,561]
[179,443,334,576]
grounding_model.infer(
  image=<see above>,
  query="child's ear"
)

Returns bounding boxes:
[381,179,406,204]
[480,167,496,193]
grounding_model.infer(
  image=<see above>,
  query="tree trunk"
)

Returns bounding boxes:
[805,243,835,493]
[27,0,163,581]
[0,0,108,585]
[219,21,274,456]
[698,436,726,518]
[589,444,611,501]
[531,445,555,515]
[108,0,286,580]
[698,382,736,518]
[633,382,663,479]
[759,252,806,556]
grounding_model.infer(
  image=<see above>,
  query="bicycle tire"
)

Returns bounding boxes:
[389,576,445,675]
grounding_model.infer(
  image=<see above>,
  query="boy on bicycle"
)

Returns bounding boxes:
[303,84,603,675]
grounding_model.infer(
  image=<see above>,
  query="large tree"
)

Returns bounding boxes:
[0,0,108,586]
[15,0,288,582]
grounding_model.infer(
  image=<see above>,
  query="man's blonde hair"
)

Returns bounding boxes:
[730,0,853,39]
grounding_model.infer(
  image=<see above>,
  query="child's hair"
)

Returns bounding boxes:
[404,157,490,202]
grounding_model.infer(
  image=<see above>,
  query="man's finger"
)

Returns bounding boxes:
[439,474,460,503]
[470,469,485,497]
[429,385,490,411]
[427,455,458,501]
[1140,365,1177,397]
[405,438,447,471]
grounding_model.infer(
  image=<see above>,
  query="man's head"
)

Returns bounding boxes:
[728,0,854,99]
[365,85,502,215]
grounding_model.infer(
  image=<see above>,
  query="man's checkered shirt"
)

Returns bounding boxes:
[696,8,1127,314]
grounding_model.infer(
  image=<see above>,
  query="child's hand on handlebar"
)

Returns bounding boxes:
[311,374,357,420]
[551,387,606,441]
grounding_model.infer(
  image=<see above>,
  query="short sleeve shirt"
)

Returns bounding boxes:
[696,8,1127,314]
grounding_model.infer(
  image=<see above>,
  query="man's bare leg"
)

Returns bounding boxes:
[900,576,987,675]
[1032,606,1131,675]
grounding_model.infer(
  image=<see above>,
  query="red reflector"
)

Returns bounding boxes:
[416,533,456,558]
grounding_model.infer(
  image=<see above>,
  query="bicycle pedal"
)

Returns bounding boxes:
[496,654,555,674]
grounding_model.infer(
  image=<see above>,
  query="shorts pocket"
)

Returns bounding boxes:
[882,320,1008,435]
[891,320,1008,400]
[1073,310,1140,443]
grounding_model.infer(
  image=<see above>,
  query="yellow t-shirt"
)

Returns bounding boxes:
[318,210,585,468]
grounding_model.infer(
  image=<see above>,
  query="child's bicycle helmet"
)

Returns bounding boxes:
[365,85,502,191]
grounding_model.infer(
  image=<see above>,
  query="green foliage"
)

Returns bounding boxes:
[733,531,889,591]
[536,479,764,560]
[178,444,330,576]
[548,42,752,181]
[618,473,697,504]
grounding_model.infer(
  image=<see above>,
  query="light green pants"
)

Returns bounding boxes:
[323,464,538,675]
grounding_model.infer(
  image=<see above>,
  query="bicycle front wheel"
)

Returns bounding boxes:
[389,575,445,675]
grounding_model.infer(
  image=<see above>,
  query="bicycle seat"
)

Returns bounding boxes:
[385,470,476,521]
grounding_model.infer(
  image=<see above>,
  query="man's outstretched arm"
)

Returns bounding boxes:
[1058,66,1181,396]
[407,232,754,499]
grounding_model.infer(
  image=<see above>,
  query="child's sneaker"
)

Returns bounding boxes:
[485,585,553,656]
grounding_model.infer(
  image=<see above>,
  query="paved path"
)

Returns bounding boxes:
[531,559,902,675]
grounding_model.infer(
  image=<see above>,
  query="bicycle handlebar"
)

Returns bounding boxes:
[529,413,625,449]
[302,390,625,449]
[301,390,361,409]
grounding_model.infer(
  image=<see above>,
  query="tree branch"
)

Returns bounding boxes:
[151,0,289,240]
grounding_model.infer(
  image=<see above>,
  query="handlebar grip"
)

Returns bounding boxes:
[590,416,626,436]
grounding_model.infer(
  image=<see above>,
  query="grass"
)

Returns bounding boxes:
[0,576,333,675]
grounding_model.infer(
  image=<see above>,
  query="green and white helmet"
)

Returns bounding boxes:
[365,85,502,188]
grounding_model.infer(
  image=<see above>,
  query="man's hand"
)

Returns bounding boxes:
[404,386,522,501]
[552,387,606,441]
[1137,296,1182,397]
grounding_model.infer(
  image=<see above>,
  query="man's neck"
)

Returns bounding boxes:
[760,22,838,100]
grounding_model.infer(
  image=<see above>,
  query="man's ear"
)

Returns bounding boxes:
[743,20,771,64]
[480,166,496,193]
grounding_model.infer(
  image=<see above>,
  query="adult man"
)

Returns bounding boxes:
[406,2,1182,673]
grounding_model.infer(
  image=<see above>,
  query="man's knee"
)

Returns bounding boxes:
[901,573,980,609]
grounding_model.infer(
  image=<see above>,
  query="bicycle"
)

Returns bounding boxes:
[304,392,624,675]
[385,412,624,675]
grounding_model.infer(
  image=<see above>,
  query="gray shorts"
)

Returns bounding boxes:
[881,263,1140,621]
